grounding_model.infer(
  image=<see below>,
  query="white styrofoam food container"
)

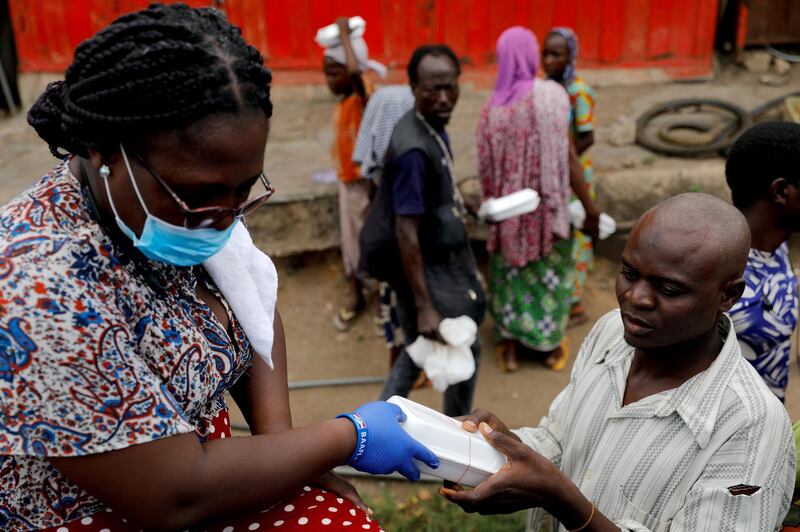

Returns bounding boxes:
[387,396,507,486]
[477,188,540,223]
[315,16,366,48]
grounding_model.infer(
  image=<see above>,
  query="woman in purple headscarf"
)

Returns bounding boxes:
[477,26,575,373]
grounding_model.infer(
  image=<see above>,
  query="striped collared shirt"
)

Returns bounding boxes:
[514,310,795,532]
[352,85,414,179]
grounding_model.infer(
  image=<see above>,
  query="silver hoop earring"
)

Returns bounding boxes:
[99,165,111,179]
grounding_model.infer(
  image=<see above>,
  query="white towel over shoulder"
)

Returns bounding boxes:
[203,222,278,369]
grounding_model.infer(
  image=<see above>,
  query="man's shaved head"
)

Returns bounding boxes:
[617,193,750,351]
[635,193,751,283]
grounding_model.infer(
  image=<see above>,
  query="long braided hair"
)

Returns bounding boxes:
[28,3,273,159]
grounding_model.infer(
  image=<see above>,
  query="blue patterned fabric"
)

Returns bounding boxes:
[729,242,798,402]
[0,161,254,529]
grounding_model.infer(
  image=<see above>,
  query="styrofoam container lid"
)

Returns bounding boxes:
[478,188,540,223]
[387,396,507,486]
[315,16,366,48]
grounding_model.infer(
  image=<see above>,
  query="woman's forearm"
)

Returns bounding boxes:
[337,18,366,100]
[50,419,356,531]
[569,142,597,216]
[232,310,292,434]
[575,130,594,156]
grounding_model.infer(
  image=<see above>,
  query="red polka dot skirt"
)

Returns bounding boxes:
[41,410,383,531]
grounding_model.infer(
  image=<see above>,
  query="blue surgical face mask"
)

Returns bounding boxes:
[101,144,237,267]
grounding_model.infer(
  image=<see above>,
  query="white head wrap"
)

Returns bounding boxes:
[323,37,388,79]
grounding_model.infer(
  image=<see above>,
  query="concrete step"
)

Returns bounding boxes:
[247,159,727,259]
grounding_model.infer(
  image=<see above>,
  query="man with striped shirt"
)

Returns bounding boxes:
[442,193,795,531]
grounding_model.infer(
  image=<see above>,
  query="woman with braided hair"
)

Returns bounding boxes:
[1,4,438,531]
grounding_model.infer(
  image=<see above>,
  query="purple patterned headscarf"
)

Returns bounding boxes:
[549,26,578,86]
[490,26,539,107]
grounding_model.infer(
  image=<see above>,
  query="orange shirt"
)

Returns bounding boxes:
[332,90,369,182]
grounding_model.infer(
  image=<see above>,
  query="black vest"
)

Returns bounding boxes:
[383,110,465,263]
[362,110,485,324]
[384,110,453,208]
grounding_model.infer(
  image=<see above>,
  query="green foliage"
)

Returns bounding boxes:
[370,487,527,531]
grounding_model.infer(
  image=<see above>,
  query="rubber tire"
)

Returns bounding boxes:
[750,90,800,123]
[636,98,750,158]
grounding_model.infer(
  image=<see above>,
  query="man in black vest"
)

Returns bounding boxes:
[377,45,485,416]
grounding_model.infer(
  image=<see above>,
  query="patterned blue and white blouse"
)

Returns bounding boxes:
[728,242,798,402]
[0,161,254,529]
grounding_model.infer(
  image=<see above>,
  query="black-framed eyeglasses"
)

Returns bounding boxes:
[131,150,275,229]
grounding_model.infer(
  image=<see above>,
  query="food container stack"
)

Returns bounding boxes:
[388,396,507,486]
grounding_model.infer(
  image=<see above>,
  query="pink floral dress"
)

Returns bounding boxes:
[477,81,574,350]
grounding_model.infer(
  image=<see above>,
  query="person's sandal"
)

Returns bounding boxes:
[332,307,358,332]
[544,338,570,372]
[497,341,519,373]
[567,304,589,329]
[372,314,385,337]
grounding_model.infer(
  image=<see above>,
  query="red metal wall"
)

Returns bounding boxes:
[9,0,719,78]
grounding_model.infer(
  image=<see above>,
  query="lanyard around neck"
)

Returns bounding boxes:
[415,112,465,217]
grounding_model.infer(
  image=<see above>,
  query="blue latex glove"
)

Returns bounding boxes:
[339,401,439,481]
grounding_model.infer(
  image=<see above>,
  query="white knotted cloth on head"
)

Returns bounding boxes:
[323,37,388,79]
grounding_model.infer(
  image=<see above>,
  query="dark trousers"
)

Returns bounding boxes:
[379,282,481,417]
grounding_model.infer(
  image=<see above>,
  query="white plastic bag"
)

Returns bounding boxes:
[406,316,477,392]
[568,199,617,239]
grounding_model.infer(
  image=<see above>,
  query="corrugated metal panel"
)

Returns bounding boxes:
[9,0,719,77]
[8,0,212,71]
[746,0,800,45]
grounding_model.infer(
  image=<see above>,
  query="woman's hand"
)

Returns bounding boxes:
[313,471,373,516]
[439,423,565,515]
[346,401,439,481]
[582,208,601,242]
